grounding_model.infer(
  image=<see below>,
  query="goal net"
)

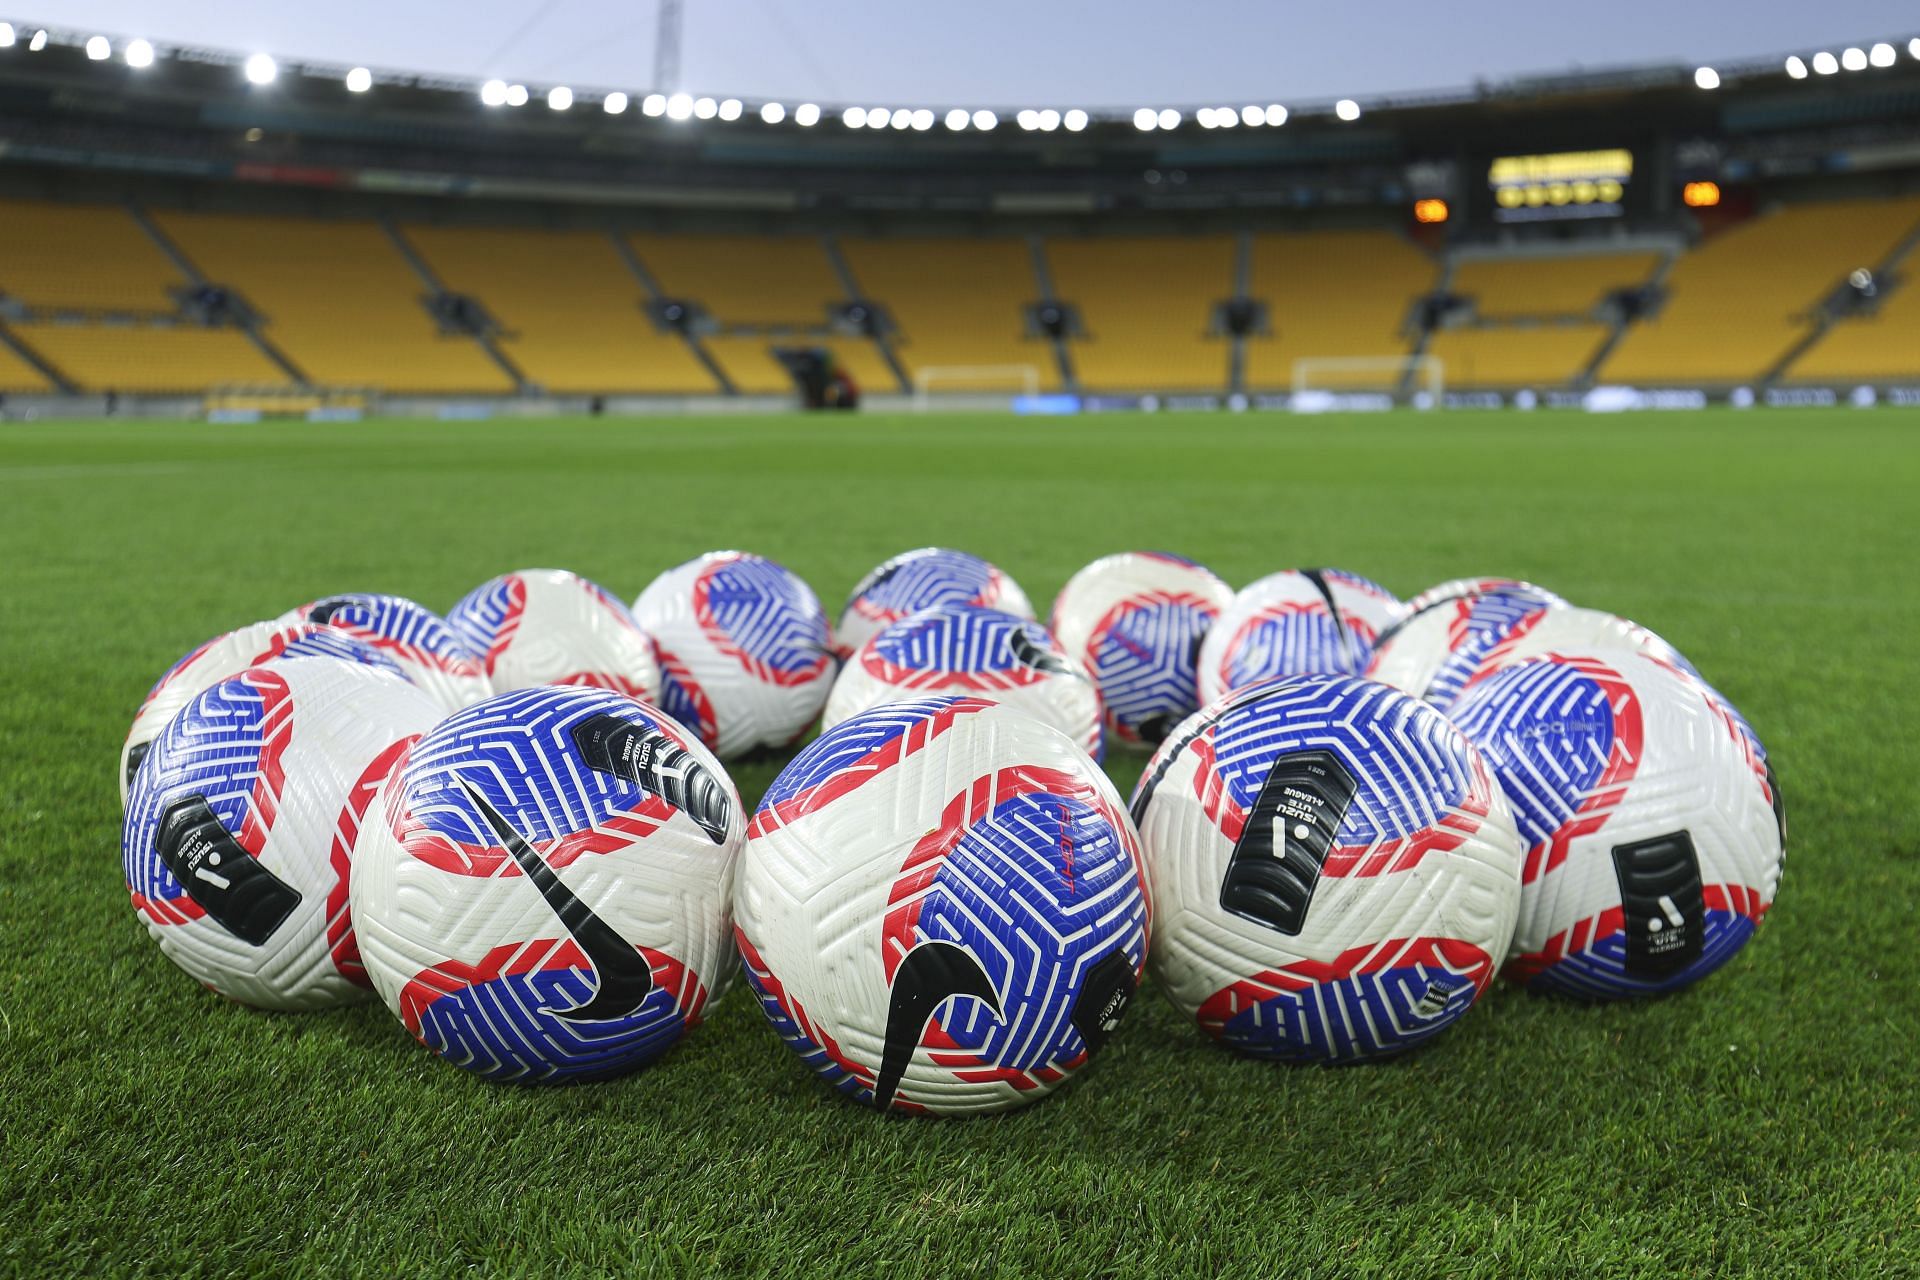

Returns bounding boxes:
[912,364,1042,409]
[1290,355,1444,401]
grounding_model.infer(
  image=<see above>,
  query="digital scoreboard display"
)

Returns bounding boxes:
[1488,149,1631,222]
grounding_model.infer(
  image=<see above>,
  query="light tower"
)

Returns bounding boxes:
[654,0,683,94]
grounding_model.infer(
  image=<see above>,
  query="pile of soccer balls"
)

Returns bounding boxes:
[120,550,1785,1112]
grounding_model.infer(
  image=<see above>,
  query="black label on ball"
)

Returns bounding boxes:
[1611,831,1706,977]
[1220,749,1358,936]
[571,713,731,844]
[124,740,152,790]
[1070,948,1137,1057]
[156,794,301,946]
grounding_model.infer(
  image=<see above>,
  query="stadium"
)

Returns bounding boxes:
[2,3,1916,1274]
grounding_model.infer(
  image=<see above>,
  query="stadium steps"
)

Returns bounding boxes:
[127,203,311,387]
[1242,230,1434,393]
[820,236,910,394]
[1027,236,1078,392]
[1045,234,1237,394]
[1768,206,1920,386]
[610,236,736,394]
[154,211,517,395]
[1578,249,1680,388]
[0,322,63,393]
[380,220,530,393]
[1397,252,1454,396]
[397,226,722,396]
[1225,232,1254,396]
[1598,196,1920,386]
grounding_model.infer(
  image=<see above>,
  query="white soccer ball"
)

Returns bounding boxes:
[736,696,1150,1114]
[1049,551,1234,749]
[836,547,1035,656]
[1449,649,1784,1000]
[447,568,660,700]
[1196,568,1405,704]
[1130,674,1525,1061]
[121,620,408,807]
[122,658,443,1010]
[632,551,835,759]
[280,593,491,713]
[351,686,745,1082]
[825,606,1103,759]
[1402,576,1567,616]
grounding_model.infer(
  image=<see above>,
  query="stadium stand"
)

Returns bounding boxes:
[25,326,284,395]
[1242,230,1435,390]
[1784,229,1920,383]
[841,237,1059,392]
[1423,326,1609,390]
[154,212,514,394]
[1045,235,1236,392]
[1450,252,1661,317]
[403,226,715,394]
[1601,196,1920,385]
[0,338,52,393]
[629,232,895,394]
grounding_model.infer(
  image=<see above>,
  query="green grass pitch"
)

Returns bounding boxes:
[2,409,1916,1277]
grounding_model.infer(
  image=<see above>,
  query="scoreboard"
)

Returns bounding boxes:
[1487,149,1632,222]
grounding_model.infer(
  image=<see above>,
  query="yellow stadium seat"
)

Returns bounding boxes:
[0,339,52,393]
[23,325,284,394]
[841,238,1057,391]
[1243,230,1435,391]
[1423,326,1610,388]
[1046,236,1235,392]
[1786,244,1920,383]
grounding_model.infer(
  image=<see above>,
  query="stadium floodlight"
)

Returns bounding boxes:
[945,107,969,130]
[642,93,667,116]
[345,66,372,92]
[548,86,573,110]
[1264,103,1287,126]
[1133,107,1158,131]
[693,96,717,118]
[1195,107,1215,128]
[85,36,111,61]
[1335,98,1361,121]
[890,109,912,130]
[1869,42,1895,67]
[1841,47,1867,71]
[1911,36,1920,60]
[506,83,529,105]
[1064,108,1088,132]
[866,107,892,129]
[1157,107,1180,129]
[481,79,509,106]
[795,102,820,126]
[1694,66,1720,90]
[0,24,11,47]
[842,105,867,128]
[760,101,785,123]
[1241,105,1263,126]
[1784,55,1808,79]
[718,98,743,120]
[1016,109,1039,130]
[1038,108,1060,131]
[972,108,997,130]
[667,92,694,119]
[1216,106,1238,127]
[911,108,935,130]
[1812,51,1838,74]
[30,28,48,52]
[603,90,628,113]
[244,54,277,85]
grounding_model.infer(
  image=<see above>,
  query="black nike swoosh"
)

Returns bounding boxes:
[461,781,655,1022]
[1006,626,1075,677]
[1300,568,1358,670]
[872,940,1001,1111]
[305,598,354,625]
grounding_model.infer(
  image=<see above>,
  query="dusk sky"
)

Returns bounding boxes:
[36,2,1920,108]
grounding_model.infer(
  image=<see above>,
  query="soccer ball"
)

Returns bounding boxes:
[825,606,1103,760]
[632,551,835,759]
[836,547,1035,656]
[735,696,1149,1114]
[447,568,660,700]
[351,686,745,1082]
[121,620,407,807]
[1049,551,1234,748]
[280,593,491,713]
[122,658,443,1010]
[1130,674,1524,1062]
[1448,650,1784,1000]
[1196,569,1405,704]
[1365,583,1567,706]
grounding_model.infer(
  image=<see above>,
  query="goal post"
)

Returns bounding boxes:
[1290,355,1444,402]
[911,364,1042,409]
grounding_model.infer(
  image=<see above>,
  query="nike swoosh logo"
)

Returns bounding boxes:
[461,780,656,1022]
[305,598,353,625]
[1006,626,1074,677]
[872,940,1001,1111]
